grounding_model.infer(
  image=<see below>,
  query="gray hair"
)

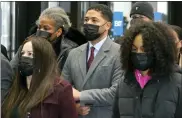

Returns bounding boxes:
[36,7,71,32]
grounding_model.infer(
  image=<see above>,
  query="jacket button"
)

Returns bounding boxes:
[135,96,138,99]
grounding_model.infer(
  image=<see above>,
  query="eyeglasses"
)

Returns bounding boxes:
[131,15,146,19]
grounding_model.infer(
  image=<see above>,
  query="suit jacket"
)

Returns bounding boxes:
[1,53,13,103]
[30,80,78,118]
[62,37,123,118]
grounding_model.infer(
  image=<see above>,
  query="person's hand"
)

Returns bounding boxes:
[76,103,90,116]
[72,88,81,101]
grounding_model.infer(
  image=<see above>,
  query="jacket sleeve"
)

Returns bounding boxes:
[112,84,120,118]
[80,55,123,106]
[59,83,78,118]
[62,50,73,85]
[1,54,13,103]
[10,46,22,73]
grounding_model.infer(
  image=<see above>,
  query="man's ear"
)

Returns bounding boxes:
[106,22,112,30]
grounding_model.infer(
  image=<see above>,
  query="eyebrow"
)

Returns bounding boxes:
[85,16,99,20]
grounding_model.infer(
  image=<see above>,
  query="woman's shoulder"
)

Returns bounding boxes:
[43,79,72,104]
[170,72,182,86]
[54,78,72,93]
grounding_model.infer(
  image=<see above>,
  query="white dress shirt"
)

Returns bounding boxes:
[87,36,107,61]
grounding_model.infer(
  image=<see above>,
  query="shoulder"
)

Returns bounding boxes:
[170,72,182,87]
[111,41,120,49]
[43,79,73,104]
[1,53,13,73]
[108,39,121,54]
[68,43,87,54]
[54,79,72,94]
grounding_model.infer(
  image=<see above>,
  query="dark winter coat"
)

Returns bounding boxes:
[112,71,182,118]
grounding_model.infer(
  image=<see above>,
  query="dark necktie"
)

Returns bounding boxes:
[87,47,95,69]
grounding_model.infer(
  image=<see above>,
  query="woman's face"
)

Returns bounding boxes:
[130,34,153,71]
[37,17,62,41]
[132,34,145,53]
[21,41,33,58]
[19,41,34,78]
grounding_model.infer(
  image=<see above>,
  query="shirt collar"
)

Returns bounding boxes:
[88,36,107,51]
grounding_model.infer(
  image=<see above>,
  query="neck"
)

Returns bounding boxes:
[26,75,32,90]
[140,69,150,76]
[90,32,108,46]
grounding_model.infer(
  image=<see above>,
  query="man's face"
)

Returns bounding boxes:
[84,10,111,34]
[130,14,152,26]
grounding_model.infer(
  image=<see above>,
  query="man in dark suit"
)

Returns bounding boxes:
[1,53,13,103]
[62,4,122,118]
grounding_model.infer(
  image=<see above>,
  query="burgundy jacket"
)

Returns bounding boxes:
[30,79,78,118]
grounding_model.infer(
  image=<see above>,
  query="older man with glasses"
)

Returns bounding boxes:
[130,2,154,26]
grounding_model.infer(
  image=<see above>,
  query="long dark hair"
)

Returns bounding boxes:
[121,22,177,77]
[2,36,60,118]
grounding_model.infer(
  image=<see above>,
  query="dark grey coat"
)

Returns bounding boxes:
[1,53,13,103]
[112,71,182,118]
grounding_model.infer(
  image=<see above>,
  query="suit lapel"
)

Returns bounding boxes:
[78,44,88,79]
[81,37,112,89]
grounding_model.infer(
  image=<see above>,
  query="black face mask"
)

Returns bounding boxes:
[131,52,153,71]
[36,30,52,39]
[83,23,106,41]
[19,56,34,76]
[36,30,61,44]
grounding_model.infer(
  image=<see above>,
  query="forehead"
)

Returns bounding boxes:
[39,16,55,26]
[22,41,33,51]
[133,34,143,47]
[85,10,105,20]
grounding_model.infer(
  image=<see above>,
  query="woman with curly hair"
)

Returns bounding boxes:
[112,22,182,118]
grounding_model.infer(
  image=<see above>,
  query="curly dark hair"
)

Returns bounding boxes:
[153,22,178,63]
[121,21,177,77]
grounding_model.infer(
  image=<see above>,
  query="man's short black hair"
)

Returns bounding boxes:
[87,4,113,22]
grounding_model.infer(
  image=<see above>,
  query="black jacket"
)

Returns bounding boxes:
[10,27,87,72]
[174,64,182,74]
[112,71,182,118]
[1,53,13,103]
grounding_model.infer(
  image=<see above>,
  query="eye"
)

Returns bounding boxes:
[132,46,137,52]
[28,52,33,56]
[84,18,88,22]
[43,26,50,31]
[92,19,97,22]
